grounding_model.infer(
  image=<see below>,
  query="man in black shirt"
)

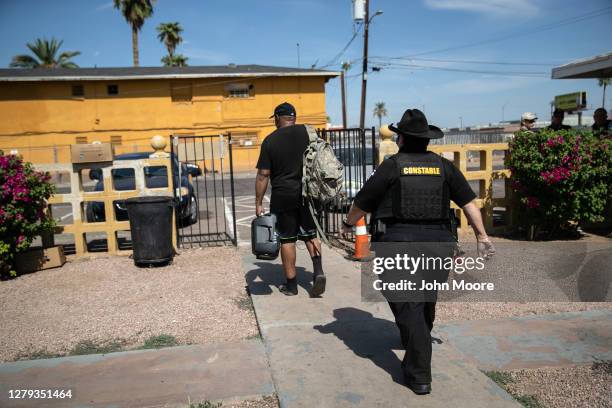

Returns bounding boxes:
[547,108,571,131]
[592,107,611,136]
[255,102,326,297]
[341,109,495,395]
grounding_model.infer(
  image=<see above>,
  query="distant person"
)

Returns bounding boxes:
[255,102,326,297]
[592,108,611,136]
[520,112,538,133]
[547,108,571,131]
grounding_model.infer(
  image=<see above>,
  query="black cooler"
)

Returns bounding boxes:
[251,213,280,260]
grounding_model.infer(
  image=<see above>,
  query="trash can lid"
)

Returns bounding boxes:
[125,195,173,204]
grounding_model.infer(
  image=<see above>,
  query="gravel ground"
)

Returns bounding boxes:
[436,301,612,323]
[499,361,612,408]
[224,395,279,408]
[0,246,258,362]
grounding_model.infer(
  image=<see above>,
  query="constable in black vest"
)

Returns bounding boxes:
[341,109,495,395]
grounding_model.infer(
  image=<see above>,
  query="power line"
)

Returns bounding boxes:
[370,56,557,66]
[379,62,548,77]
[318,23,364,69]
[405,6,612,57]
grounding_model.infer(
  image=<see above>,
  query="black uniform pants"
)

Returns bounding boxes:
[376,223,455,385]
[388,301,436,384]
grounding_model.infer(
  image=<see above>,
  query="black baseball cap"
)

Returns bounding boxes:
[269,102,296,118]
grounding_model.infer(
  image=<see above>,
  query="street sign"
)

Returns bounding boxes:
[554,92,587,111]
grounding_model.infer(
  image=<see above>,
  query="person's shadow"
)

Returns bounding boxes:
[245,262,314,295]
[314,307,405,385]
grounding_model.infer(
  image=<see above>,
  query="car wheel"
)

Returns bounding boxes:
[86,204,96,223]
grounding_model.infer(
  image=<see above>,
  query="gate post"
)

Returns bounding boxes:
[227,133,238,246]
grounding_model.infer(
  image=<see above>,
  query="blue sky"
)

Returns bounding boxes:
[1,0,611,128]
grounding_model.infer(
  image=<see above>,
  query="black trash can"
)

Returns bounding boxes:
[125,196,174,267]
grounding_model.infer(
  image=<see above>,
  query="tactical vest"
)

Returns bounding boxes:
[375,152,449,223]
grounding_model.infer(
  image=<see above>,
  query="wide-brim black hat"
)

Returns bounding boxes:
[388,109,444,139]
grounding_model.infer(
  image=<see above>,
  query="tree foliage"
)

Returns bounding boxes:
[0,152,55,278]
[10,38,80,68]
[157,22,183,57]
[507,129,611,237]
[373,102,387,128]
[161,54,188,67]
[114,0,155,66]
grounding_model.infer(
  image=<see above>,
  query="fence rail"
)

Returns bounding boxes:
[428,142,511,234]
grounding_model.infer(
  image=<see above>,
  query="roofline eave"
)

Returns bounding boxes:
[0,71,342,82]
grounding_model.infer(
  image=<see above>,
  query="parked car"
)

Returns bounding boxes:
[329,146,375,212]
[86,153,201,225]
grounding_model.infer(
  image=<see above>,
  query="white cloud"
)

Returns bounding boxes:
[424,0,539,16]
[95,2,113,12]
[93,51,101,57]
[182,48,232,65]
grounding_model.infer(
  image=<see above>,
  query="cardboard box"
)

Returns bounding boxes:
[15,246,66,274]
[71,143,113,163]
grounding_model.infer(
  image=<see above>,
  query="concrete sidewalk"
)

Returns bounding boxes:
[437,309,612,371]
[0,340,274,408]
[244,247,519,408]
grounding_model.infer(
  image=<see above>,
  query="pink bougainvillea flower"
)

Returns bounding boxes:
[526,197,540,209]
[541,166,571,185]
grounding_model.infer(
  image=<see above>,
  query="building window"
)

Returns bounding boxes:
[107,84,119,95]
[110,135,122,146]
[75,136,88,144]
[226,83,253,98]
[72,85,84,97]
[171,82,192,102]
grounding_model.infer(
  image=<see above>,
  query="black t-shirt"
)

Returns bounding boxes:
[256,124,309,212]
[353,152,476,214]
[546,124,571,131]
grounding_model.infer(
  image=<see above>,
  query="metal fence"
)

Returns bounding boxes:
[318,127,376,241]
[170,134,237,247]
[316,129,512,243]
[431,132,512,145]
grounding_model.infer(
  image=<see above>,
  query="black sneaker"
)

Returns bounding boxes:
[278,284,298,296]
[311,273,326,297]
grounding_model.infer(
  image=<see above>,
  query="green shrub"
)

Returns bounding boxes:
[0,152,55,278]
[507,130,611,237]
[141,334,178,349]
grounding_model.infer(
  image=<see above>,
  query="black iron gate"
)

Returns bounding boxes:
[170,134,237,247]
[319,127,377,240]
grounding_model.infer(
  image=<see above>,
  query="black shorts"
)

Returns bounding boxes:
[274,204,317,244]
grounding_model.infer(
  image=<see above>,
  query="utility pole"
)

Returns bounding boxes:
[340,70,348,128]
[358,0,370,131]
[296,43,300,68]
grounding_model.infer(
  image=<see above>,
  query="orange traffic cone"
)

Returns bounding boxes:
[351,217,373,262]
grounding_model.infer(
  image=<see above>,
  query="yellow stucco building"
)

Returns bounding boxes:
[0,65,339,171]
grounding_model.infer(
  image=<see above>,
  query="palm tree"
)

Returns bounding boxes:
[157,22,183,57]
[161,54,188,67]
[10,38,80,68]
[114,0,155,67]
[373,102,388,129]
[598,78,611,108]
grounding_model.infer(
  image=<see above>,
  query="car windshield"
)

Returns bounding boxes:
[112,168,134,179]
[335,147,374,166]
